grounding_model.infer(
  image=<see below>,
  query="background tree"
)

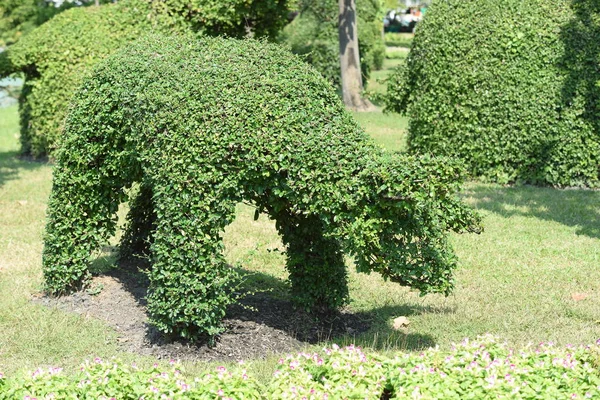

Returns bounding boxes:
[279,0,384,94]
[338,0,375,110]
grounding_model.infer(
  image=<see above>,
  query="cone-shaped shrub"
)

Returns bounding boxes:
[385,0,600,187]
[43,34,481,340]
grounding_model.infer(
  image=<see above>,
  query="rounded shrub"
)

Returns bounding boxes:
[0,0,160,158]
[385,0,600,187]
[43,33,481,340]
[279,0,385,89]
[0,0,292,158]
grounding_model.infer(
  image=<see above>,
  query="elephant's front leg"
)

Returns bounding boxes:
[43,166,124,294]
[145,186,237,340]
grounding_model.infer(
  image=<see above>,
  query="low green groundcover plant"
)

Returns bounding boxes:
[2,336,599,398]
[385,0,600,187]
[43,33,480,340]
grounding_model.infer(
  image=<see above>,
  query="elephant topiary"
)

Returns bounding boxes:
[43,34,481,340]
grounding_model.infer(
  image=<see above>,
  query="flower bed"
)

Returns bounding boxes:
[1,336,599,399]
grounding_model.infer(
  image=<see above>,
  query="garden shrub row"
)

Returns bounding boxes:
[2,336,600,398]
[43,34,480,340]
[0,0,291,158]
[385,0,600,187]
[279,0,385,90]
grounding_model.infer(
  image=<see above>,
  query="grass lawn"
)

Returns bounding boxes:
[384,32,414,48]
[1,99,599,378]
[366,58,404,104]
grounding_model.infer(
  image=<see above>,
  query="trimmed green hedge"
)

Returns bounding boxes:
[385,0,600,187]
[43,34,480,340]
[279,0,385,90]
[2,336,600,398]
[0,0,292,158]
[1,1,156,158]
[0,0,83,47]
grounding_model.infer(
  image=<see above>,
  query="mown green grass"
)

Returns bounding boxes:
[1,97,599,380]
[366,57,404,107]
[384,32,414,48]
[351,111,407,153]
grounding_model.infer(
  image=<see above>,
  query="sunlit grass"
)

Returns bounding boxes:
[352,111,408,152]
[383,32,414,48]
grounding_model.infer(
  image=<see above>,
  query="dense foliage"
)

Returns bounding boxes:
[385,0,600,187]
[279,0,385,89]
[0,0,292,158]
[0,1,155,158]
[0,0,83,47]
[43,34,480,340]
[2,336,600,398]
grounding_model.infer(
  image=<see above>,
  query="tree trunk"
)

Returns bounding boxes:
[338,0,375,111]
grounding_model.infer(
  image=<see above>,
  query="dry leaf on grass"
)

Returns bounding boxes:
[392,316,410,330]
[570,293,588,302]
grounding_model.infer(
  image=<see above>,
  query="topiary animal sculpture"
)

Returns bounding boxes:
[43,34,482,340]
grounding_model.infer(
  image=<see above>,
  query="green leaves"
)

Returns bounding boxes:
[3,338,600,398]
[2,0,292,159]
[385,0,600,188]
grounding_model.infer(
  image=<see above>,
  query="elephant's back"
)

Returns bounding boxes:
[64,34,380,201]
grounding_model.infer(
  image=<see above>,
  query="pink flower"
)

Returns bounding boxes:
[217,389,225,396]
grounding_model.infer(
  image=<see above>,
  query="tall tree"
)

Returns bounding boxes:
[338,0,375,110]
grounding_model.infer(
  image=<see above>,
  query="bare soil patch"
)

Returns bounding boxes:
[32,262,372,362]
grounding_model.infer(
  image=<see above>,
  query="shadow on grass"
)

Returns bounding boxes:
[0,150,46,188]
[464,184,600,239]
[93,252,438,352]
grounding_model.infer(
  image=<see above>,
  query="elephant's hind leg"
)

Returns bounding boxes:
[276,212,349,312]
